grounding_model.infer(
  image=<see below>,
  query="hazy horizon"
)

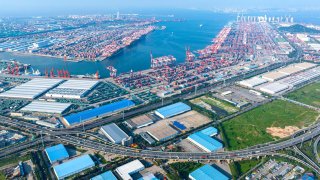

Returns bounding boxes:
[1,0,320,16]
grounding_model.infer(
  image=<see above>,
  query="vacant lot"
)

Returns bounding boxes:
[286,82,320,108]
[191,96,239,115]
[221,100,319,150]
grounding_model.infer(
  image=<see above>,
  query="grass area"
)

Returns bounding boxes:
[286,82,320,108]
[221,100,319,150]
[191,95,239,114]
[230,159,262,178]
[0,172,5,180]
[168,162,203,180]
[0,154,31,167]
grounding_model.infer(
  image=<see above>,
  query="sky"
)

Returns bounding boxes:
[1,0,320,16]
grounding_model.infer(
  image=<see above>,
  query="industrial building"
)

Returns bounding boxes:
[239,77,268,88]
[20,101,71,114]
[91,171,117,180]
[262,71,288,82]
[147,123,179,142]
[53,154,95,180]
[189,164,229,180]
[100,123,132,146]
[166,111,211,131]
[125,114,154,129]
[155,102,191,119]
[0,78,62,99]
[115,159,145,180]
[259,83,289,95]
[45,144,69,164]
[200,127,218,136]
[294,62,317,70]
[62,99,135,126]
[187,131,223,152]
[46,79,99,99]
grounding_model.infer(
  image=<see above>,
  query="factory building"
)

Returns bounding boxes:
[115,159,145,180]
[20,101,71,114]
[189,164,229,180]
[147,124,179,142]
[259,83,289,95]
[91,171,117,180]
[53,154,95,180]
[155,102,191,119]
[125,114,154,129]
[46,79,99,99]
[62,99,135,126]
[187,128,223,152]
[0,78,62,99]
[45,144,70,164]
[262,71,288,82]
[239,77,268,88]
[200,127,218,136]
[100,123,132,146]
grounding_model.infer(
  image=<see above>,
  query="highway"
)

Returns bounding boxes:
[314,136,320,164]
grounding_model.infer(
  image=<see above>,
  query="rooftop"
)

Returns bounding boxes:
[239,77,268,88]
[0,78,62,99]
[147,123,179,141]
[126,114,154,129]
[63,99,135,126]
[21,101,71,114]
[115,160,145,180]
[200,127,218,136]
[259,83,289,94]
[262,71,288,82]
[189,164,229,180]
[91,171,117,180]
[101,123,129,143]
[155,102,191,118]
[45,144,69,164]
[53,154,95,179]
[188,132,223,152]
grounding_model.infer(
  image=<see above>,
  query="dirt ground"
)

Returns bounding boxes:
[266,126,300,138]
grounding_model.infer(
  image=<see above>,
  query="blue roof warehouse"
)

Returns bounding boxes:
[91,171,117,180]
[189,164,229,180]
[155,102,191,119]
[53,154,95,180]
[187,127,223,152]
[62,99,135,126]
[45,144,69,164]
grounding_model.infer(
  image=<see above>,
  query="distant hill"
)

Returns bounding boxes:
[278,24,320,34]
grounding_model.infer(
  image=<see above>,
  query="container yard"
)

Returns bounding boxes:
[0,16,158,61]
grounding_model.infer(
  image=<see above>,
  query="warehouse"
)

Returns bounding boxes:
[20,101,71,114]
[147,123,179,142]
[124,114,154,129]
[187,132,223,152]
[0,78,62,99]
[115,159,145,180]
[259,83,289,95]
[62,99,135,126]
[262,71,288,82]
[294,62,317,70]
[200,127,218,136]
[239,77,268,88]
[189,164,229,180]
[45,144,69,164]
[53,154,95,180]
[155,102,191,119]
[100,123,132,146]
[166,111,211,131]
[278,66,303,75]
[46,79,99,99]
[91,171,117,180]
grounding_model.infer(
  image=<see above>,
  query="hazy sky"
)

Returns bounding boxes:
[1,0,320,16]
